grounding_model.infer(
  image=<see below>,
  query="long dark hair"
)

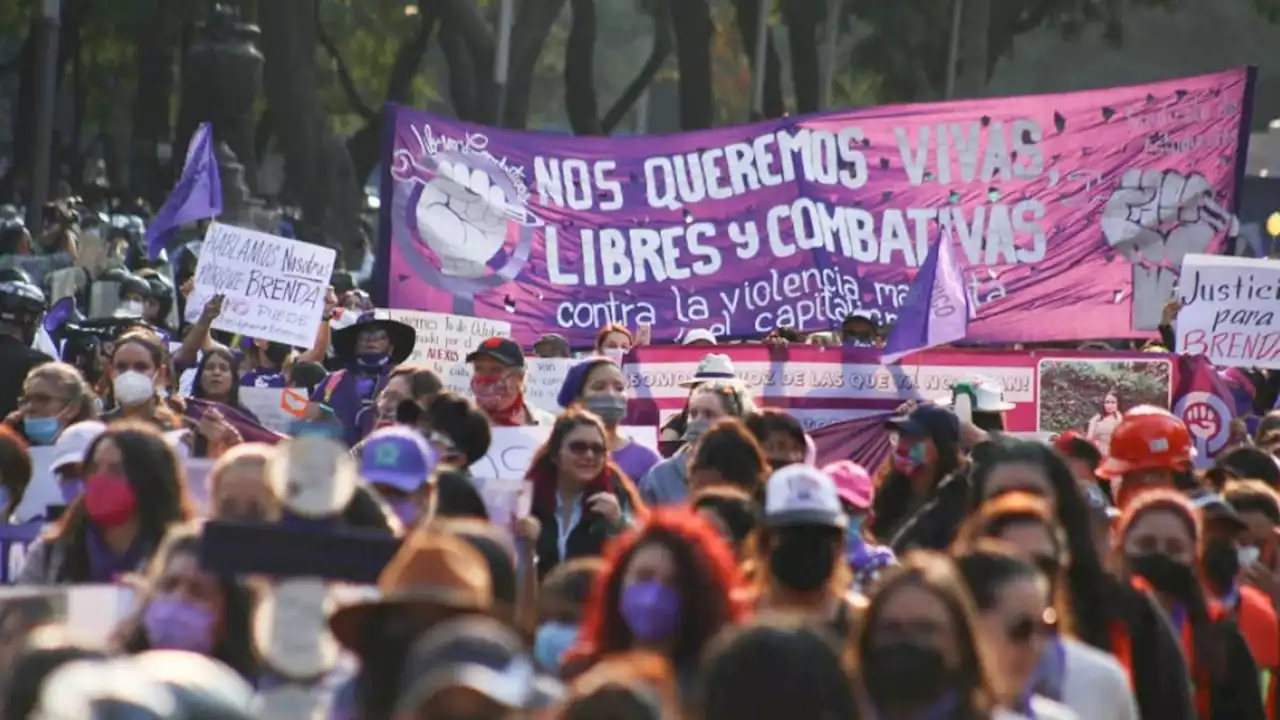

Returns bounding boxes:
[526,409,643,514]
[191,344,245,409]
[966,437,1112,650]
[869,428,963,540]
[567,509,745,669]
[121,525,258,681]
[857,551,998,719]
[45,422,197,582]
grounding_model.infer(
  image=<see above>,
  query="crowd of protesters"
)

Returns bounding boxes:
[0,198,1276,719]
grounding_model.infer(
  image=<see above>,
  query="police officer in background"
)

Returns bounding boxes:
[0,277,51,418]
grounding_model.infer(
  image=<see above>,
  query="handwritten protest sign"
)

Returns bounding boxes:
[386,309,571,414]
[388,309,510,372]
[185,223,336,347]
[1176,254,1280,369]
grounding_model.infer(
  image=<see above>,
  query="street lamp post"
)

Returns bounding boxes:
[25,0,61,235]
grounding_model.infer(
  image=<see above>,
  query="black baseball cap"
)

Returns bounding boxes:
[465,337,525,368]
[886,404,961,446]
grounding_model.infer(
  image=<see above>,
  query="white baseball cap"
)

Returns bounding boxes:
[683,329,718,346]
[50,421,107,474]
[763,465,847,529]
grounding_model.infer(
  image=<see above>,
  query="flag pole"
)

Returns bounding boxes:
[493,0,515,126]
[750,0,771,120]
[25,0,61,235]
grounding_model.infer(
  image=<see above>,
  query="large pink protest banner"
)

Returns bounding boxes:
[378,69,1253,347]
[623,346,1179,439]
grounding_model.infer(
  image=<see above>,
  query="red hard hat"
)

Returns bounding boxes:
[1096,405,1195,479]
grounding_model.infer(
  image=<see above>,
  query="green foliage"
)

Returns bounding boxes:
[1037,360,1172,434]
[316,0,441,135]
[842,0,1183,103]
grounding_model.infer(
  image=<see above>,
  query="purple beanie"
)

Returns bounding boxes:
[556,356,618,408]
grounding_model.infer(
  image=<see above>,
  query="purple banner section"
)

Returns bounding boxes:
[380,69,1253,347]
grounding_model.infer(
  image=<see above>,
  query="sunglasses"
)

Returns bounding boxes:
[565,440,607,458]
[1006,609,1056,644]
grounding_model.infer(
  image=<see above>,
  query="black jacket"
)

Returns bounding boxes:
[888,468,972,552]
[0,335,51,420]
[531,479,632,580]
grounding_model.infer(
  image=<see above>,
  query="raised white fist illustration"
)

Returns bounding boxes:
[1101,169,1238,330]
[414,159,510,277]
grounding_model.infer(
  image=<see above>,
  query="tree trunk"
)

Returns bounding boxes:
[259,0,360,261]
[564,0,602,135]
[439,17,481,121]
[955,0,990,98]
[0,24,36,202]
[501,0,568,129]
[600,0,672,134]
[782,0,820,114]
[438,0,496,123]
[731,0,785,119]
[671,0,715,130]
[345,2,438,191]
[129,0,179,202]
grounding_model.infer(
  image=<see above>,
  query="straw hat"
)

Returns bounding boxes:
[327,530,493,654]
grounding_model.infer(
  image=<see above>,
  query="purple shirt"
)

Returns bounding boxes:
[240,368,288,389]
[613,439,661,484]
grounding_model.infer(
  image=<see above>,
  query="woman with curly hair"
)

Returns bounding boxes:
[515,409,647,579]
[564,508,746,701]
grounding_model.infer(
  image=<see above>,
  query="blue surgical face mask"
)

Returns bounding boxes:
[533,621,579,672]
[22,415,61,445]
[357,353,391,369]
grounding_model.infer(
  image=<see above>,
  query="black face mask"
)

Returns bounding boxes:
[1128,553,1198,599]
[769,528,836,592]
[863,641,949,707]
[1202,541,1240,594]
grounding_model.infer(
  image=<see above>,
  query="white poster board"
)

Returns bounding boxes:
[386,310,572,415]
[1175,254,1280,369]
[184,223,336,348]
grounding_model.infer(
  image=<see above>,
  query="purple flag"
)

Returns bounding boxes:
[1172,355,1239,467]
[145,123,222,260]
[183,397,287,445]
[880,227,971,365]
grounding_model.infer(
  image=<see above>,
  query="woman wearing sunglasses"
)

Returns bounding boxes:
[1115,490,1265,720]
[518,409,647,579]
[955,544,1076,719]
[955,492,1138,720]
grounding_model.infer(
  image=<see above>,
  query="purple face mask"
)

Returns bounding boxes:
[619,581,681,643]
[142,596,217,654]
[59,478,84,504]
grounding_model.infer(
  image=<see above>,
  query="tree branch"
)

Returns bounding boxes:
[315,0,376,122]
[600,0,671,133]
[382,2,438,103]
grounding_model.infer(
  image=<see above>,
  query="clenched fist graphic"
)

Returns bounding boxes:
[1101,169,1238,330]
[414,159,511,278]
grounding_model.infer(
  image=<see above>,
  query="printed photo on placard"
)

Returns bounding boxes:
[1036,358,1173,455]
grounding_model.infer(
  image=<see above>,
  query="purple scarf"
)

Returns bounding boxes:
[183,398,287,445]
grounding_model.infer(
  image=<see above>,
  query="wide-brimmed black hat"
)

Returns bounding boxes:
[332,309,417,364]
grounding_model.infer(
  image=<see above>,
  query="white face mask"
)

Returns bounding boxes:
[115,300,144,318]
[114,370,156,406]
[602,347,626,363]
